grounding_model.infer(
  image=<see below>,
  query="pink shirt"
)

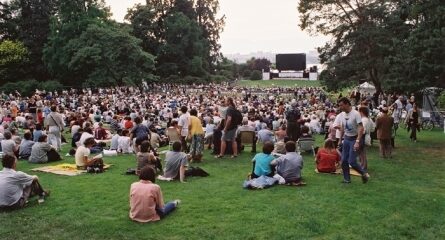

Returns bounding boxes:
[129,180,164,223]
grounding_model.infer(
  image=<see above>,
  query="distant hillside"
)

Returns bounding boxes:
[224,51,320,65]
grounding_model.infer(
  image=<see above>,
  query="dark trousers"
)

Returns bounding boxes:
[408,122,420,140]
[47,149,62,162]
[287,122,300,141]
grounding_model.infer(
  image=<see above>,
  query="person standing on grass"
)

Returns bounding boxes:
[375,107,394,158]
[0,154,50,210]
[358,106,374,171]
[405,103,421,142]
[285,102,302,141]
[216,97,240,159]
[44,105,64,152]
[336,97,369,184]
[178,106,190,152]
[130,166,180,223]
[188,109,205,162]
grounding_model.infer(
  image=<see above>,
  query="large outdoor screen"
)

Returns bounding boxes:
[276,53,306,71]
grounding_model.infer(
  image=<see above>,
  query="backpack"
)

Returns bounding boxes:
[232,109,243,127]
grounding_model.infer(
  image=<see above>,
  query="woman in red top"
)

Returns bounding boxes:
[316,139,340,173]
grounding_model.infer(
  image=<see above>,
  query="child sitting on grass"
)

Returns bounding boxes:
[250,141,275,179]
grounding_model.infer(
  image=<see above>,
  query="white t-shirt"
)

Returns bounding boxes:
[75,146,90,167]
[337,110,362,137]
[178,113,190,137]
[79,132,94,147]
[118,136,132,153]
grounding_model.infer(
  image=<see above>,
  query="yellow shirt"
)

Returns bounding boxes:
[189,116,204,135]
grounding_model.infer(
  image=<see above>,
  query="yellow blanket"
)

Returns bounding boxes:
[32,164,111,176]
[315,168,363,176]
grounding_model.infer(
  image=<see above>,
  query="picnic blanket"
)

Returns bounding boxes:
[32,163,111,176]
[315,168,362,176]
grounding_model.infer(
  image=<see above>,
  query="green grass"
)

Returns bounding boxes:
[237,79,320,88]
[1,129,444,240]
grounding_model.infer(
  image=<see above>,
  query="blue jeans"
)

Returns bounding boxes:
[341,136,366,181]
[156,202,176,218]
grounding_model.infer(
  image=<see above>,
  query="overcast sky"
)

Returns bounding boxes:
[105,0,329,54]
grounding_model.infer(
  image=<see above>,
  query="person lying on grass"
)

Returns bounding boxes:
[130,166,180,223]
[0,154,50,210]
[160,141,190,183]
[75,137,103,170]
[250,141,275,179]
[270,141,305,185]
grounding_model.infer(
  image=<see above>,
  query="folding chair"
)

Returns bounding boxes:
[297,139,315,156]
[239,131,256,153]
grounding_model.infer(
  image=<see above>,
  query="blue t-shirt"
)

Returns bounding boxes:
[253,153,275,176]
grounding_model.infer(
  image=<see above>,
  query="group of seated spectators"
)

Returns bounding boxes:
[0,83,417,222]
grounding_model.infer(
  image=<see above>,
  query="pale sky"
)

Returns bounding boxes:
[105,0,328,54]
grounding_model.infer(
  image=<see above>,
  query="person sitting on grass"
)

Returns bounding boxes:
[161,141,189,183]
[1,132,19,157]
[19,132,35,160]
[32,124,43,143]
[270,141,305,185]
[118,129,133,154]
[75,137,103,170]
[315,139,340,173]
[136,141,162,175]
[129,166,180,223]
[0,154,50,210]
[29,135,62,163]
[250,141,275,179]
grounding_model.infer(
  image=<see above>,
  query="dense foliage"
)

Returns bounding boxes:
[0,0,225,90]
[299,0,445,93]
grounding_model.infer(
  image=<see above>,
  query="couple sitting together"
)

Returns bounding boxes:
[136,141,208,183]
[251,141,304,185]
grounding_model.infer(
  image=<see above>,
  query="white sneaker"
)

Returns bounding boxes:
[173,199,181,206]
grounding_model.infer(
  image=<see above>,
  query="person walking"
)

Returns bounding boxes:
[336,97,369,184]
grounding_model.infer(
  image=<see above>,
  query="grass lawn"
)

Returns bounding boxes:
[237,79,320,88]
[0,128,444,240]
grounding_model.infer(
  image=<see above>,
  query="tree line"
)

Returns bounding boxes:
[0,0,226,93]
[299,0,445,93]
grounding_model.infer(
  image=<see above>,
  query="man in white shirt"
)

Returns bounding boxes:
[177,106,190,152]
[0,155,49,210]
[337,97,369,184]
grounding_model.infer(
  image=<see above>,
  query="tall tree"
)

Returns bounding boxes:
[195,0,225,67]
[17,0,56,81]
[0,40,29,84]
[43,0,110,86]
[299,0,444,93]
[156,12,209,77]
[64,23,156,87]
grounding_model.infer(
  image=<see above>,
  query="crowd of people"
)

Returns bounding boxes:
[0,83,422,221]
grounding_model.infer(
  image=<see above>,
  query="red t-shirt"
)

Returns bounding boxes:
[316,148,340,173]
[124,120,134,130]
